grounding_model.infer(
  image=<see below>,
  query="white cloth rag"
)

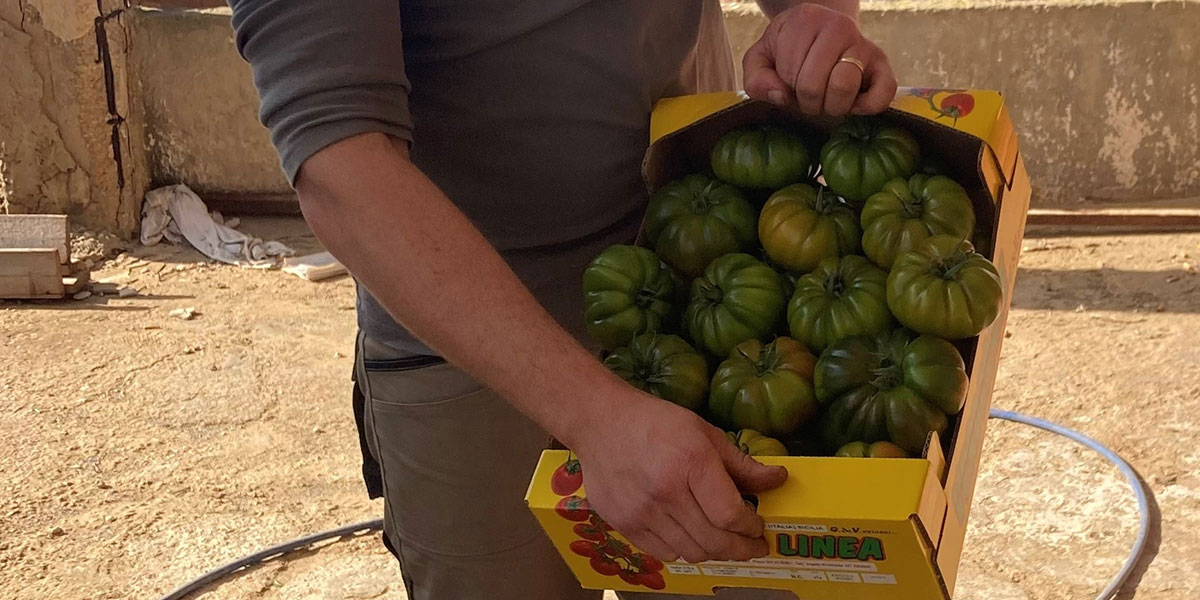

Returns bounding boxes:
[140,184,294,267]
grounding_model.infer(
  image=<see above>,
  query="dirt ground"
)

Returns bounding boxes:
[2,219,1198,600]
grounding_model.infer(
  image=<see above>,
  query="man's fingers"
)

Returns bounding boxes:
[850,49,898,115]
[794,29,852,115]
[768,16,818,103]
[652,512,711,564]
[688,431,772,538]
[671,495,770,562]
[714,428,789,494]
[624,526,680,563]
[690,466,765,538]
[743,37,791,106]
[824,46,869,117]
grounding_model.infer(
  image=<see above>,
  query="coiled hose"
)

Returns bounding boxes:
[158,409,1153,600]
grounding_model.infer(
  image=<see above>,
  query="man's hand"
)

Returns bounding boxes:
[745,3,897,116]
[573,392,789,563]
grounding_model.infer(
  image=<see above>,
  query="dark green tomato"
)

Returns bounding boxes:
[725,429,790,457]
[887,235,1003,339]
[710,125,812,190]
[644,174,758,279]
[603,333,709,411]
[835,440,909,458]
[709,337,818,437]
[754,248,798,300]
[860,175,976,269]
[820,117,920,205]
[582,245,676,350]
[815,329,969,454]
[685,253,786,358]
[759,184,861,274]
[787,255,891,353]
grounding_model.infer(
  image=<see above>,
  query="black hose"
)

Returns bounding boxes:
[156,519,383,600]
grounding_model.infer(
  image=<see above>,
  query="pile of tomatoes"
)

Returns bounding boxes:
[584,114,1003,458]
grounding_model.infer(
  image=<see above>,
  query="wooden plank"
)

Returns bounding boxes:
[281,251,347,281]
[201,192,301,216]
[0,248,65,298]
[1027,208,1200,230]
[0,215,69,263]
[63,271,91,295]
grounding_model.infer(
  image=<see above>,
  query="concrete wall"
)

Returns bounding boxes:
[725,0,1200,205]
[0,0,145,235]
[129,7,289,194]
[134,0,1198,208]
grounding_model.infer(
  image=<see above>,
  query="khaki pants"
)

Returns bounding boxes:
[354,332,789,600]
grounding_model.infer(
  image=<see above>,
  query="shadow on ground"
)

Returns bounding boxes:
[1013,268,1200,313]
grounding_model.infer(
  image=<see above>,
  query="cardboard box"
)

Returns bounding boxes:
[526,88,1031,598]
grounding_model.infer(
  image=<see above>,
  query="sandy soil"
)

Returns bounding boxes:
[2,219,1197,600]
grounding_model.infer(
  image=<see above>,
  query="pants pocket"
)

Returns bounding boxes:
[357,336,553,557]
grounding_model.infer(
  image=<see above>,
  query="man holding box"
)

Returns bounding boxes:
[228,0,896,597]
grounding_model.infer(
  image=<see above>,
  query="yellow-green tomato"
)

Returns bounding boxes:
[726,429,790,457]
[835,440,910,458]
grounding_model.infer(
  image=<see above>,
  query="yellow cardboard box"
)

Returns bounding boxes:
[526,88,1031,598]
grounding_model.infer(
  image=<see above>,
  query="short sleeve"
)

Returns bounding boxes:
[228,0,413,184]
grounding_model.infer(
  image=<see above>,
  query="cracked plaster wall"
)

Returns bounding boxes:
[0,0,145,236]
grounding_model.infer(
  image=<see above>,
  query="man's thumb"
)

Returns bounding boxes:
[715,432,789,493]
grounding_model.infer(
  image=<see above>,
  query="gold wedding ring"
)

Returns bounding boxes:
[837,56,866,74]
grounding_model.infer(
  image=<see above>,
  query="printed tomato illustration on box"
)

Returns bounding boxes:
[906,88,976,125]
[551,456,583,495]
[551,457,667,590]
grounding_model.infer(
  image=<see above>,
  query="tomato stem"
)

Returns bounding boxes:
[754,340,781,377]
[698,279,724,305]
[869,355,904,390]
[844,117,877,143]
[813,186,844,215]
[691,181,721,213]
[934,249,972,279]
[634,287,659,309]
[823,269,846,298]
[901,195,924,219]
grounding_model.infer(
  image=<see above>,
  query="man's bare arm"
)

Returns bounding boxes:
[295,132,787,563]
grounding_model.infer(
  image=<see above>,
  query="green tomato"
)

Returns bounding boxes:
[787,255,891,353]
[710,125,812,190]
[815,329,969,454]
[860,175,976,269]
[820,117,920,205]
[644,174,758,278]
[726,429,790,457]
[710,337,818,437]
[835,440,910,458]
[685,253,787,358]
[603,333,709,411]
[887,235,1003,339]
[582,245,676,350]
[759,183,860,273]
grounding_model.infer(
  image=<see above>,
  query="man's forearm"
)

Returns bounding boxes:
[295,133,629,446]
[757,0,859,20]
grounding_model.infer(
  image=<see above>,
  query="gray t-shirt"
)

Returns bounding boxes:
[230,0,737,354]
